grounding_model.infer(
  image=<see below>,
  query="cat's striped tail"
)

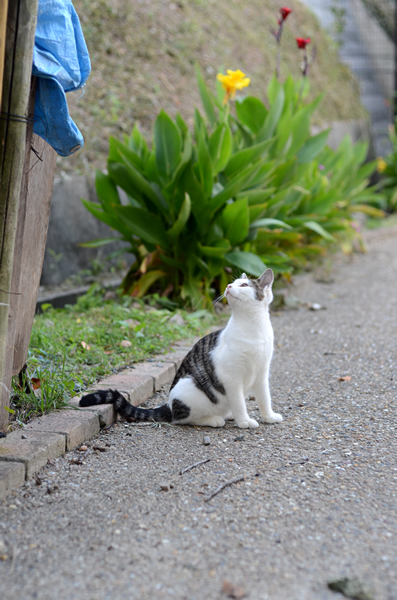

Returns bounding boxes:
[79,389,172,423]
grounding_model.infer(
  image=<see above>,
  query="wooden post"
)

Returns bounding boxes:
[0,0,40,431]
[0,0,8,112]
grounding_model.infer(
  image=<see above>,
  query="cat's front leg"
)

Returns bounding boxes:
[252,375,283,424]
[225,386,259,429]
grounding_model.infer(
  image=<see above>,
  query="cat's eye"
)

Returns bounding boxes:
[240,283,249,287]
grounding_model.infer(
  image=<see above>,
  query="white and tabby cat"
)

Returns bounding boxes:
[80,269,283,429]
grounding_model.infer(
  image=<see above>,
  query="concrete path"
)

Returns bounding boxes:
[0,228,396,600]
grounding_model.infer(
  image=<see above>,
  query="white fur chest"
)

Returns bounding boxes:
[211,314,273,392]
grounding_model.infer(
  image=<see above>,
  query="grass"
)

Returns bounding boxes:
[9,286,221,426]
[63,0,366,177]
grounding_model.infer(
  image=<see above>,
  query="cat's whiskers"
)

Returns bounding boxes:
[212,294,226,306]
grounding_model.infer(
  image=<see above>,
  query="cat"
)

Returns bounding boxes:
[79,269,283,429]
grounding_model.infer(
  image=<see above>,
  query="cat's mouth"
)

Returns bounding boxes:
[226,290,241,301]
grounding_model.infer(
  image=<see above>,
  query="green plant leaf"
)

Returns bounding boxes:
[304,220,336,242]
[224,139,273,179]
[258,87,285,141]
[297,129,330,164]
[154,110,182,179]
[209,123,233,174]
[195,63,217,127]
[235,96,268,134]
[81,198,131,238]
[129,123,149,159]
[210,161,262,214]
[95,170,121,210]
[199,239,231,257]
[167,193,192,240]
[225,251,266,277]
[129,270,166,297]
[114,205,170,248]
[250,218,293,230]
[222,197,249,245]
[109,136,143,170]
[79,237,122,248]
[196,131,213,198]
[117,151,168,215]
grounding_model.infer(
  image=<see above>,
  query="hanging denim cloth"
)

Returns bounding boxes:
[32,0,91,156]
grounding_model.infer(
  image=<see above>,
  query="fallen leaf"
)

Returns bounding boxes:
[81,341,91,350]
[327,577,373,600]
[222,579,247,599]
[338,376,351,381]
[31,377,42,390]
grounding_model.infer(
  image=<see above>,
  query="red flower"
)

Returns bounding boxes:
[280,7,292,21]
[296,37,311,49]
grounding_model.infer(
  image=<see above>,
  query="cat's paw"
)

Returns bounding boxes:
[237,417,259,429]
[263,412,283,424]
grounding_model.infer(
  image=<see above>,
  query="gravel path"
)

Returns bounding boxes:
[1,230,396,600]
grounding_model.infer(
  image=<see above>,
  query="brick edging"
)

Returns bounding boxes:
[0,337,200,501]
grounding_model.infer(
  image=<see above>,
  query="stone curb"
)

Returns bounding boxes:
[0,336,201,501]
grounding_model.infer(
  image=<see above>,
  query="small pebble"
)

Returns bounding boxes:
[78,445,88,452]
[203,436,211,446]
[21,433,27,439]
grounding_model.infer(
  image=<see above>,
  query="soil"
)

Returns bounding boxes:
[61,0,364,177]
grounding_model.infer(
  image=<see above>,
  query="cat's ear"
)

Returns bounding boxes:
[241,273,248,280]
[258,268,274,289]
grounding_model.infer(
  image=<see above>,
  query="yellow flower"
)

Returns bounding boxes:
[377,158,387,173]
[217,69,250,104]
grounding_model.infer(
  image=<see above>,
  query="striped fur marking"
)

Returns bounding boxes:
[170,329,225,404]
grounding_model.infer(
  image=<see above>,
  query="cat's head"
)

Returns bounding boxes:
[225,269,274,309]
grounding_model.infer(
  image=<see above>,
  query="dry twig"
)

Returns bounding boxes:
[179,458,210,475]
[204,476,245,502]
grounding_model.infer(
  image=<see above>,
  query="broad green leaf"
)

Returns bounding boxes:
[297,129,330,164]
[199,239,231,257]
[154,110,181,179]
[258,87,285,141]
[114,205,170,248]
[130,270,166,297]
[195,64,217,127]
[109,136,143,170]
[95,170,121,210]
[304,220,336,242]
[108,161,144,204]
[79,237,122,248]
[210,161,262,214]
[117,151,168,215]
[209,124,232,174]
[267,76,281,105]
[346,204,385,217]
[235,97,267,134]
[181,278,205,309]
[240,188,277,206]
[249,203,269,222]
[129,123,149,160]
[164,130,193,195]
[250,218,293,230]
[196,132,213,198]
[222,197,249,245]
[81,199,131,239]
[194,108,208,142]
[225,251,266,277]
[167,193,192,240]
[224,139,273,179]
